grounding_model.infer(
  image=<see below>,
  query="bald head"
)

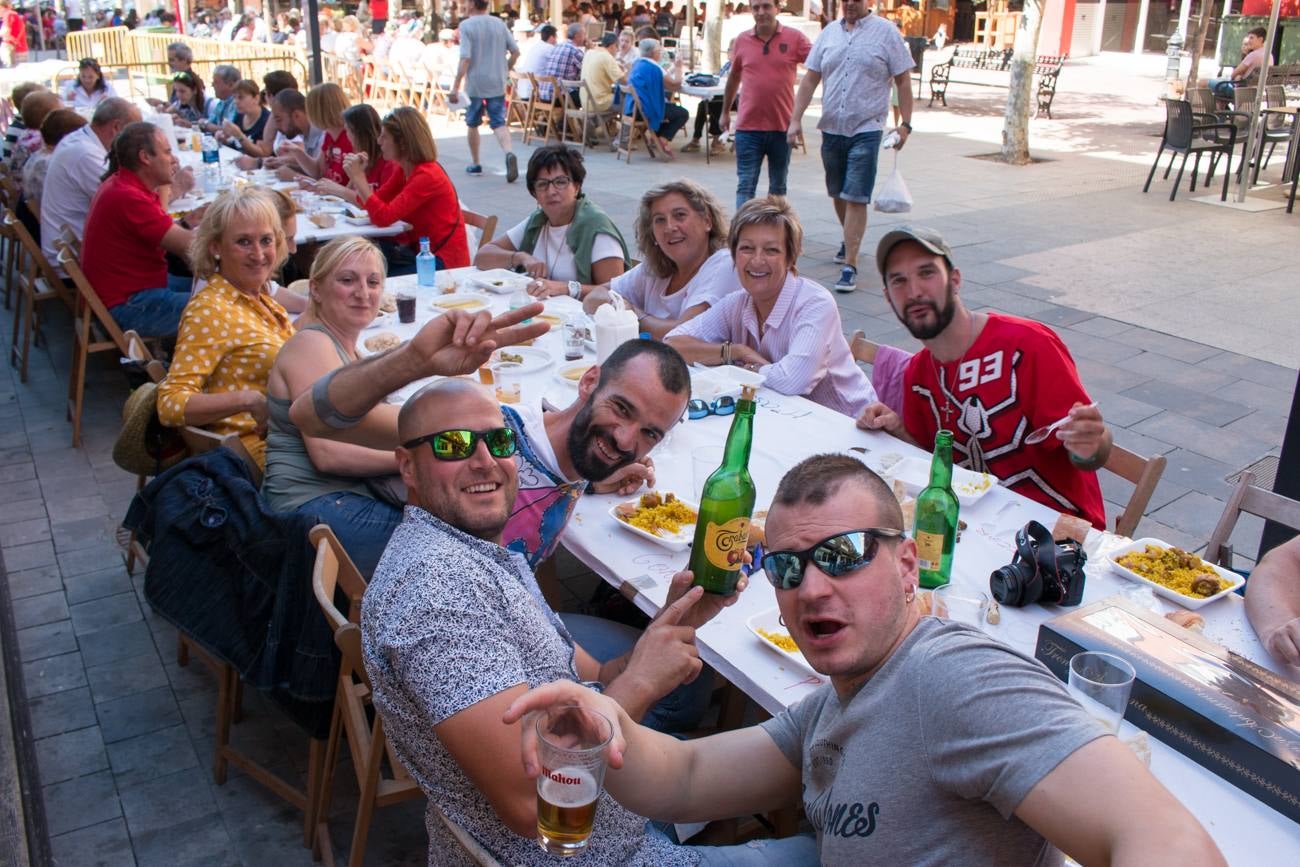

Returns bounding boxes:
[398,379,499,444]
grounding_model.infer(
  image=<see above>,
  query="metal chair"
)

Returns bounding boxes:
[1143,99,1236,202]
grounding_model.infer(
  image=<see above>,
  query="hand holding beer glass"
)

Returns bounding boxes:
[534,704,613,856]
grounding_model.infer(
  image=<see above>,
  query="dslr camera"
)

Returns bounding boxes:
[990,520,1087,607]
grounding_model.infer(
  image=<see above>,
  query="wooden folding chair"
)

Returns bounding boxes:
[1102,445,1167,539]
[617,84,650,164]
[561,80,618,152]
[309,524,422,867]
[0,172,21,310]
[7,207,72,382]
[526,75,567,146]
[120,329,167,576]
[1204,471,1300,568]
[849,329,880,365]
[56,239,132,447]
[505,70,533,134]
[460,207,498,259]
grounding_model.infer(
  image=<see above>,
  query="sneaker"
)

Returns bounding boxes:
[465,164,483,175]
[834,265,858,293]
[505,152,519,183]
[833,242,846,265]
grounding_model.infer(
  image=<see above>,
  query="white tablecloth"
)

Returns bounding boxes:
[385,267,1300,863]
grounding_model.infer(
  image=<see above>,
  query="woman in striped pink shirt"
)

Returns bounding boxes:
[665,197,877,418]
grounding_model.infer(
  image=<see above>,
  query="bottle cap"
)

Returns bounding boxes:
[741,385,756,400]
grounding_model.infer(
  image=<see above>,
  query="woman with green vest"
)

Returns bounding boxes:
[475,145,631,300]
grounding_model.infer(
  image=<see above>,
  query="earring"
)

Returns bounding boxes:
[905,586,916,603]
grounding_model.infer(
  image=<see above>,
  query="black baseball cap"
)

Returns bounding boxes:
[875,226,954,280]
[599,32,618,46]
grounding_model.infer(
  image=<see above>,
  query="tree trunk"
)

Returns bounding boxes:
[999,0,1046,165]
[1185,1,1217,89]
[703,0,725,73]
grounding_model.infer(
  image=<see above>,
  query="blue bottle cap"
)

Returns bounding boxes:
[639,332,652,341]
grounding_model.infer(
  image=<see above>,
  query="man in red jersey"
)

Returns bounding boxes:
[857,226,1110,529]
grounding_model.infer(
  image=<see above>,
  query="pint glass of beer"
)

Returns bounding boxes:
[535,705,613,856]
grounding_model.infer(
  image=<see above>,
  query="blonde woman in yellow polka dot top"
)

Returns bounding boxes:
[157,188,296,468]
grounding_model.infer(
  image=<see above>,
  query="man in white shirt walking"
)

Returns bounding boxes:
[452,0,521,182]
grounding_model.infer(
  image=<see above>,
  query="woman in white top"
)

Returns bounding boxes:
[665,197,877,418]
[580,179,740,339]
[475,145,629,297]
[64,58,116,111]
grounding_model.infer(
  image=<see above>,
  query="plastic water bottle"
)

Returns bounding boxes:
[201,134,221,194]
[416,237,437,288]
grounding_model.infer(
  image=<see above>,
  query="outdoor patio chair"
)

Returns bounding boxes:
[1258,84,1295,175]
[0,171,21,310]
[461,207,498,259]
[505,70,534,134]
[1203,471,1300,569]
[1102,445,1167,540]
[526,74,568,146]
[1187,86,1217,121]
[119,330,166,577]
[309,524,422,867]
[5,207,72,383]
[560,79,618,152]
[617,83,651,163]
[1143,99,1236,202]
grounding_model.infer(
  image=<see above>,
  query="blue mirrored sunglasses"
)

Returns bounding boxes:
[760,528,903,590]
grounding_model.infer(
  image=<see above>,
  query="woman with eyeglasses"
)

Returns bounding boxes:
[475,145,630,300]
[344,105,468,276]
[64,58,116,111]
[263,237,401,576]
[303,103,399,205]
[665,196,876,418]
[578,179,740,339]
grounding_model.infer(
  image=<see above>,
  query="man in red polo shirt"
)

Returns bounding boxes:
[720,0,810,211]
[82,122,198,338]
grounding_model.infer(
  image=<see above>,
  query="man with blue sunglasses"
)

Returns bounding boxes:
[505,455,1224,866]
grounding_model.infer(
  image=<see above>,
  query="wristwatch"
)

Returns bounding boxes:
[900,121,913,132]
[568,280,582,299]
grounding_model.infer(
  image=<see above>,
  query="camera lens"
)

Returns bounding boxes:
[990,560,1040,607]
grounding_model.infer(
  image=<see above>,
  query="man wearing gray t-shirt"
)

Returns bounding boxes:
[506,455,1227,866]
[452,0,521,181]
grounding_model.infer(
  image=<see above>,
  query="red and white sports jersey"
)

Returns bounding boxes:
[902,314,1106,529]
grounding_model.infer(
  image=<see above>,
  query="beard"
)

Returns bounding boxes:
[566,397,635,482]
[892,277,958,340]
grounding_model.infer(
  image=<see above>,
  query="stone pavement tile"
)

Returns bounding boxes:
[69,591,142,637]
[29,686,99,740]
[1113,349,1206,384]
[1131,411,1274,469]
[1074,357,1153,395]
[1071,316,1136,339]
[1109,329,1224,364]
[1110,426,1175,461]
[17,619,79,661]
[79,619,157,669]
[0,445,31,466]
[49,817,135,866]
[33,447,93,479]
[1056,329,1145,365]
[1223,408,1290,444]
[1085,388,1162,428]
[1223,510,1268,565]
[1119,381,1253,427]
[179,693,295,779]
[36,725,109,785]
[132,812,238,867]
[97,685,183,744]
[0,477,43,502]
[118,767,220,837]
[22,651,87,699]
[165,659,219,704]
[2,537,56,571]
[1199,353,1297,392]
[106,723,201,791]
[1156,362,1241,394]
[86,651,170,704]
[44,493,111,525]
[1210,377,1294,413]
[1132,515,1204,554]
[51,515,122,554]
[64,566,134,606]
[7,563,63,600]
[37,473,103,503]
[57,542,127,579]
[0,497,44,525]
[1149,492,1239,553]
[0,514,49,547]
[1159,448,1240,503]
[42,769,123,837]
[11,588,70,630]
[1099,470,1190,517]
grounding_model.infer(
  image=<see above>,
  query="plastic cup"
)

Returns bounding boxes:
[932,584,991,628]
[396,293,416,324]
[535,705,612,856]
[1068,651,1136,734]
[493,362,523,404]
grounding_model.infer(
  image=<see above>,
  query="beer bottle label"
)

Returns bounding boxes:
[915,530,943,571]
[701,517,750,572]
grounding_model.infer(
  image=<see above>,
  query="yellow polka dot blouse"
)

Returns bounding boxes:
[157,274,296,468]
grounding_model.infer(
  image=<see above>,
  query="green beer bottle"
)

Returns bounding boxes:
[688,386,757,595]
[914,430,959,589]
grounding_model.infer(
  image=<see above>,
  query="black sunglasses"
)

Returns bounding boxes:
[401,427,517,461]
[687,396,735,420]
[761,528,903,590]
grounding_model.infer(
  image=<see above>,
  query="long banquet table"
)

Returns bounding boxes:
[383,267,1300,863]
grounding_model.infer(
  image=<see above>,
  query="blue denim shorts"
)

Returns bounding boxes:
[821,130,883,204]
[465,95,507,129]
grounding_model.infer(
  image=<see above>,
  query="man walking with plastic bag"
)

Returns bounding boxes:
[874,131,913,214]
[788,0,914,293]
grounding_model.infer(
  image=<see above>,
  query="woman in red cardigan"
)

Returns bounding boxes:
[342,106,469,276]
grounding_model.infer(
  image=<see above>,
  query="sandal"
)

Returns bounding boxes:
[681,140,701,152]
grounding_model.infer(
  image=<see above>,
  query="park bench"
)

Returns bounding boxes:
[928,45,1068,119]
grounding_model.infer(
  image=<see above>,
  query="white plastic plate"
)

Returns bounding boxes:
[491,346,552,374]
[607,493,699,552]
[429,293,490,314]
[1107,537,1244,610]
[467,268,531,295]
[746,607,816,674]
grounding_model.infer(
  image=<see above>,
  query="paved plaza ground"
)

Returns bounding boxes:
[0,51,1295,865]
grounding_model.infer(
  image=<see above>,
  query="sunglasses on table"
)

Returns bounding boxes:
[760,528,903,590]
[687,396,735,420]
[401,428,517,461]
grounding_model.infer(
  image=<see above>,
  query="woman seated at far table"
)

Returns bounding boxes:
[345,105,469,276]
[476,144,630,299]
[579,179,740,338]
[157,188,297,469]
[215,79,270,153]
[302,104,399,206]
[263,237,401,576]
[626,37,688,160]
[666,196,877,418]
[279,82,352,182]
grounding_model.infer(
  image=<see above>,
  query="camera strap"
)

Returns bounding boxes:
[1016,520,1059,578]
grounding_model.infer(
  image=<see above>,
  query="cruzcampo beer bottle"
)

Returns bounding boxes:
[914,430,960,589]
[688,387,757,595]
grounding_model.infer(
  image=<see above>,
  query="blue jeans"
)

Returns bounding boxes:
[296,491,402,578]
[821,130,883,204]
[734,130,793,210]
[560,613,715,734]
[650,825,819,865]
[109,273,194,337]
